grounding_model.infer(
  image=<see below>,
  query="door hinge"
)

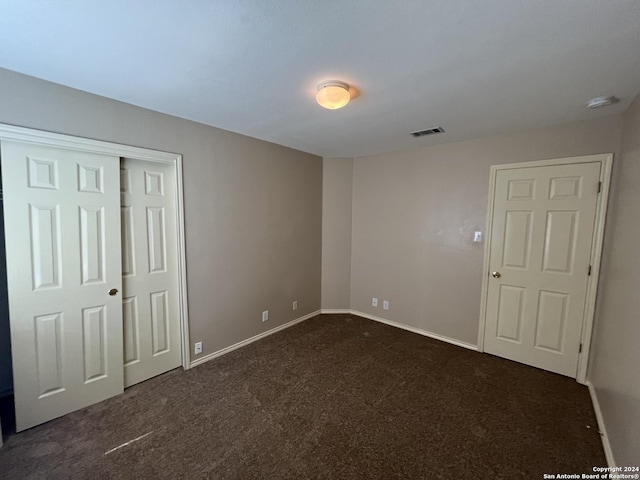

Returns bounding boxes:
[579,343,583,354]
[597,181,602,193]
[588,265,592,276]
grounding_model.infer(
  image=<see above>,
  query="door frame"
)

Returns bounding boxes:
[0,123,191,373]
[477,154,613,384]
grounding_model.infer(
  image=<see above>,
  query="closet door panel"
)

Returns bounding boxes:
[1,140,123,431]
[121,158,181,387]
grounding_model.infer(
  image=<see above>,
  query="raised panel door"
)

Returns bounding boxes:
[120,158,181,387]
[1,141,123,431]
[484,162,600,377]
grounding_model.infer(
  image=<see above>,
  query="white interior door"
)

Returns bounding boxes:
[121,158,182,387]
[484,162,601,377]
[1,141,123,431]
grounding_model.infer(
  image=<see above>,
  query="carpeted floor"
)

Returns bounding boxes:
[0,314,605,479]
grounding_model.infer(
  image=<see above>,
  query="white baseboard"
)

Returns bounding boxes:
[190,310,321,368]
[587,381,616,468]
[190,309,477,370]
[350,310,478,351]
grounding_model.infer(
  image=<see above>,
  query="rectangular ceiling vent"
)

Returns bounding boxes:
[410,127,444,138]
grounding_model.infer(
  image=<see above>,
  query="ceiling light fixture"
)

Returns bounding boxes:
[587,96,617,109]
[316,81,351,110]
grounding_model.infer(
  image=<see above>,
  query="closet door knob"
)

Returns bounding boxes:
[108,288,119,296]
[491,272,501,278]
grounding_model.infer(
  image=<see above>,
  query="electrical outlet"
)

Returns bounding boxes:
[262,310,269,322]
[194,342,203,355]
[383,300,389,310]
[372,297,378,307]
[293,301,298,311]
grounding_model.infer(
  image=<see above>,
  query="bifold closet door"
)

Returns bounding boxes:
[120,158,181,387]
[1,141,123,431]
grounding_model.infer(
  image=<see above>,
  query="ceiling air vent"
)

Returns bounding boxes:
[410,127,444,138]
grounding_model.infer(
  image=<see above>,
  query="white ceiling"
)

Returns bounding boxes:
[1,1,640,158]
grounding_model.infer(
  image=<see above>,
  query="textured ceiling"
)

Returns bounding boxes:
[1,1,639,158]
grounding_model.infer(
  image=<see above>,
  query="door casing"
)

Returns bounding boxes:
[0,123,191,376]
[478,154,612,384]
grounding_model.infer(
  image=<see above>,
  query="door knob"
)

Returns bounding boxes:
[491,272,501,278]
[108,288,119,296]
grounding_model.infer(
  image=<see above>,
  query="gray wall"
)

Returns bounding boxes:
[589,92,640,466]
[349,115,623,344]
[0,67,322,394]
[321,157,353,309]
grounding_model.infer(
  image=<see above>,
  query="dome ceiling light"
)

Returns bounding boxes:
[316,81,351,110]
[586,96,618,109]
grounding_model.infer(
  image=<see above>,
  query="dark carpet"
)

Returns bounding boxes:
[0,314,605,479]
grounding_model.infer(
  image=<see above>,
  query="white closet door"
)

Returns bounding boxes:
[121,158,181,387]
[1,141,123,431]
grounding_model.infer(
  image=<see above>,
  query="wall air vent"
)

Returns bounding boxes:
[410,127,444,138]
